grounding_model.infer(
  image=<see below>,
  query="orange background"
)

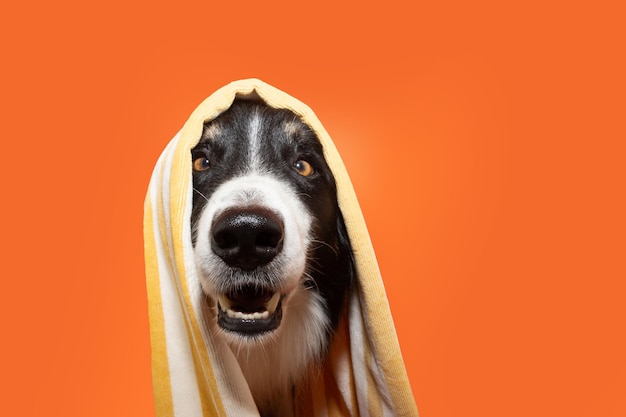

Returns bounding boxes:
[1,1,624,416]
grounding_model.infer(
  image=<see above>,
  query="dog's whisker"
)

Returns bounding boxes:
[193,187,210,202]
[302,272,319,292]
[309,239,339,257]
[305,258,326,277]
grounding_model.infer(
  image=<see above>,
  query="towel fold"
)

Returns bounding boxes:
[144,78,419,416]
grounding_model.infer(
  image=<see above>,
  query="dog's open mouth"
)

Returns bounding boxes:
[216,285,283,335]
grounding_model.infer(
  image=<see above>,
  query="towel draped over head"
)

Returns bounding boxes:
[144,79,419,416]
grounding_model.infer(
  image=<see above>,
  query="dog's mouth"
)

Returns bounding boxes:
[216,285,283,336]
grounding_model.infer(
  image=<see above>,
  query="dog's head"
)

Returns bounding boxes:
[191,99,353,344]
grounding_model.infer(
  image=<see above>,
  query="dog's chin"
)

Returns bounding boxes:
[213,284,287,338]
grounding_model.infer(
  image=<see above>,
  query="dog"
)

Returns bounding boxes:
[190,99,355,416]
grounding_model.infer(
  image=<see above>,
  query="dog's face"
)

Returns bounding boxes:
[191,100,352,346]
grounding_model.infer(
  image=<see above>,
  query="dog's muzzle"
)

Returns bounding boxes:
[211,207,285,335]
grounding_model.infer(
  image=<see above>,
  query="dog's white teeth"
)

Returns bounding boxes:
[253,311,269,320]
[226,309,242,319]
[226,309,270,320]
[265,292,281,315]
[219,291,280,320]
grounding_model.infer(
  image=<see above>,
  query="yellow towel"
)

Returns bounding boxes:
[144,78,419,416]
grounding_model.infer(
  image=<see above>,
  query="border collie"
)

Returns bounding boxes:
[190,99,354,416]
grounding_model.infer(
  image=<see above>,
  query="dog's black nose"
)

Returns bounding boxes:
[211,208,284,270]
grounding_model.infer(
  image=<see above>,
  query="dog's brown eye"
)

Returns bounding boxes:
[294,160,314,177]
[193,157,210,172]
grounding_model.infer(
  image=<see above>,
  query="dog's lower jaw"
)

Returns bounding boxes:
[206,285,330,417]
